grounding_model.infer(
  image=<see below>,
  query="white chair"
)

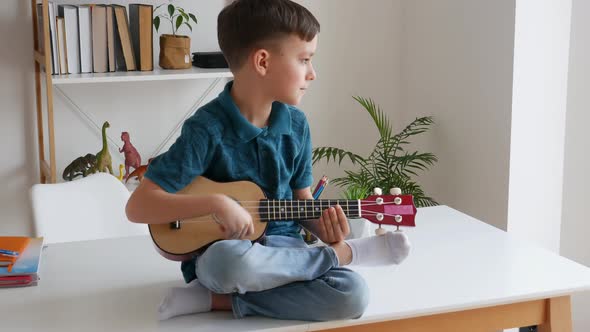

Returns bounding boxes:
[31,173,149,244]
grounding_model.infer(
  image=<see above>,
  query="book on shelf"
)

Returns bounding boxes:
[112,5,137,71]
[92,4,108,73]
[36,2,58,74]
[0,237,44,288]
[37,3,159,75]
[106,6,116,72]
[129,4,153,71]
[58,5,81,74]
[55,16,68,75]
[48,2,58,74]
[78,5,93,73]
[111,6,125,72]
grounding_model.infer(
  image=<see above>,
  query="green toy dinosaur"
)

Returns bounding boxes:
[62,153,97,181]
[95,121,114,174]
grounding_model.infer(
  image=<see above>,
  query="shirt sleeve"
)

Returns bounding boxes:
[290,120,314,190]
[144,121,212,193]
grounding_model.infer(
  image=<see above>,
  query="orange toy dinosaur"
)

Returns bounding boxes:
[125,158,153,183]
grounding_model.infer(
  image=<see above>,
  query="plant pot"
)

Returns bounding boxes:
[159,34,191,69]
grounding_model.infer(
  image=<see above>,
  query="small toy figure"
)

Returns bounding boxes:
[119,131,141,180]
[117,164,125,181]
[126,158,154,183]
[95,121,114,174]
[62,153,97,181]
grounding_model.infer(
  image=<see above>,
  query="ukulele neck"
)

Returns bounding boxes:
[258,199,361,222]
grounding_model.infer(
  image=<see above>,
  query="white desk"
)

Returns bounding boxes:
[2,206,590,332]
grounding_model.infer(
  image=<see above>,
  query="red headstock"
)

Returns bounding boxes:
[360,193,417,228]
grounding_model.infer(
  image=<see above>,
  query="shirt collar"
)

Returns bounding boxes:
[218,81,292,142]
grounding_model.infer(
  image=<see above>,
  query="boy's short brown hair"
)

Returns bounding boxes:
[218,0,320,71]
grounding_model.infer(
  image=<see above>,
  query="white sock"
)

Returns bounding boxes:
[158,279,212,320]
[346,231,411,266]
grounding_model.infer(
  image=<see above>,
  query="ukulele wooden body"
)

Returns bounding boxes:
[149,176,267,261]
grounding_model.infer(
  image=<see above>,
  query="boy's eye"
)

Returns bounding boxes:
[301,58,310,64]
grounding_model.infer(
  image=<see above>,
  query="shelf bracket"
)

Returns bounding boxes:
[54,77,226,169]
[54,86,124,163]
[150,77,224,158]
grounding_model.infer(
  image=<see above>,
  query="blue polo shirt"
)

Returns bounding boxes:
[144,81,314,282]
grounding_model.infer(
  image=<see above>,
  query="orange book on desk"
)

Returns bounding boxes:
[0,236,30,272]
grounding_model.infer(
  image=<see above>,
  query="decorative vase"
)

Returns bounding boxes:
[159,34,191,69]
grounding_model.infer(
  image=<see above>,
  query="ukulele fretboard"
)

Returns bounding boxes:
[258,199,361,222]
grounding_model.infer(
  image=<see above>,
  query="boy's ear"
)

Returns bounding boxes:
[252,49,270,76]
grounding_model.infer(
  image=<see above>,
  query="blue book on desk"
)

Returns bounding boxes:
[0,237,44,286]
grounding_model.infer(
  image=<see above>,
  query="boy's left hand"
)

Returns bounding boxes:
[316,205,350,244]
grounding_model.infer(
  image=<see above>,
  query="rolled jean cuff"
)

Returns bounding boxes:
[232,294,245,318]
[322,245,340,267]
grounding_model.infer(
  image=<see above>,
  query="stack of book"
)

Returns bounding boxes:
[36,3,154,75]
[0,237,44,288]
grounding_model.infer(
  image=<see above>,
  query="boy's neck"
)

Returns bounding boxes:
[230,78,273,128]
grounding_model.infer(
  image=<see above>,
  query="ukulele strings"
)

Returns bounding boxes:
[180,209,405,222]
[225,200,404,208]
[211,201,408,218]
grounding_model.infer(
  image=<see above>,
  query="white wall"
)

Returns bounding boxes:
[561,0,590,330]
[0,0,37,236]
[299,0,402,199]
[507,0,572,253]
[400,0,515,230]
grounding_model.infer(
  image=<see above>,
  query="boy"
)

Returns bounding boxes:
[126,0,410,321]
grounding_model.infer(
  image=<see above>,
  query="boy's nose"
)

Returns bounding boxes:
[307,67,316,81]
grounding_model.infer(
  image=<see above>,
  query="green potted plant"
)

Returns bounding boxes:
[312,96,438,208]
[153,2,198,69]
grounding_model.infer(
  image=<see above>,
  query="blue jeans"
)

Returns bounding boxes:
[195,235,370,321]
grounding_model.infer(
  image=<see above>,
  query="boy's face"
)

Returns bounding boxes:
[266,34,318,106]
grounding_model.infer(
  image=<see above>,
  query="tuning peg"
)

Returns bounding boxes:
[390,187,402,195]
[375,226,387,236]
[373,187,382,195]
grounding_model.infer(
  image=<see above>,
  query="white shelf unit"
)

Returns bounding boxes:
[32,0,231,183]
[52,66,232,85]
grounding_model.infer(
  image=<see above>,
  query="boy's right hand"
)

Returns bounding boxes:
[212,195,254,240]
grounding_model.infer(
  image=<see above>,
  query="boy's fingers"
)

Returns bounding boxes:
[227,224,240,239]
[238,225,249,239]
[248,221,255,237]
[336,205,350,235]
[222,226,231,238]
[329,207,343,241]
[317,215,328,240]
[322,209,335,241]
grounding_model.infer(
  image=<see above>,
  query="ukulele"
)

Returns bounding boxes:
[149,176,417,261]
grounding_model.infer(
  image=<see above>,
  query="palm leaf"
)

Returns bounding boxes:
[341,185,371,200]
[312,147,365,166]
[353,96,392,140]
[394,116,434,143]
[394,152,438,177]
